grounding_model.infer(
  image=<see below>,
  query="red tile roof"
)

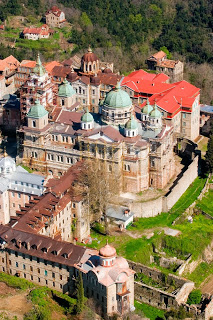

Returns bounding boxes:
[141,80,200,116]
[19,60,36,68]
[45,61,62,74]
[46,6,63,17]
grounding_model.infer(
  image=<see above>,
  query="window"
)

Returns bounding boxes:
[44,270,48,276]
[37,268,40,273]
[32,136,36,142]
[61,99,65,106]
[16,262,19,268]
[30,266,33,272]
[60,275,62,280]
[38,277,40,282]
[32,120,36,128]
[183,113,186,119]
[52,272,55,278]
[124,164,130,172]
[31,275,33,280]
[12,192,15,197]
[72,203,76,208]
[151,160,155,167]
[183,121,186,126]
[23,264,26,270]
[53,282,55,287]
[18,193,21,199]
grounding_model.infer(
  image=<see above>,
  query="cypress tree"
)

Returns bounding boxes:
[76,272,84,314]
[205,134,213,172]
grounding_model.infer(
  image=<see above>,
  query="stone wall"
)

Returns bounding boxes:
[127,156,199,217]
[163,155,199,212]
[128,260,194,310]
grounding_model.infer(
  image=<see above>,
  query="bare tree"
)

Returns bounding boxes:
[74,159,120,234]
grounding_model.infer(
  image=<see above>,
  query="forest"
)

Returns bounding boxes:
[0,0,212,103]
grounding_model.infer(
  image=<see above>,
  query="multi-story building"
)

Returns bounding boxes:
[22,24,53,40]
[17,81,175,193]
[45,6,66,28]
[121,71,200,141]
[0,55,20,98]
[0,225,134,316]
[19,54,55,123]
[0,154,44,225]
[15,60,36,88]
[146,51,184,82]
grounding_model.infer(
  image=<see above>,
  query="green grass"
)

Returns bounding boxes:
[0,272,34,290]
[187,261,213,287]
[134,301,165,320]
[196,189,213,216]
[19,164,33,173]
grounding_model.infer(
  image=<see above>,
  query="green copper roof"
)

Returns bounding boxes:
[33,54,46,77]
[142,99,153,115]
[58,79,76,97]
[104,82,132,109]
[150,104,162,118]
[125,115,138,130]
[81,108,94,122]
[27,100,48,119]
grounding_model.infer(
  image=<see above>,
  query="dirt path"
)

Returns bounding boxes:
[201,276,213,295]
[0,282,32,319]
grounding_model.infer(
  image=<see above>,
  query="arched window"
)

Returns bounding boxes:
[79,87,82,94]
[89,64,92,71]
[32,120,36,128]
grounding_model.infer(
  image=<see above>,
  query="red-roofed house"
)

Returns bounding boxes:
[146,51,184,82]
[45,6,66,28]
[23,24,53,40]
[0,55,20,98]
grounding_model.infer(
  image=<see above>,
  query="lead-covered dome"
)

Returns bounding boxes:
[104,83,132,109]
[142,99,153,115]
[58,78,76,97]
[150,104,162,118]
[27,100,48,118]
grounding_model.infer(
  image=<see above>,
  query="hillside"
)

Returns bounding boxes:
[0,0,212,103]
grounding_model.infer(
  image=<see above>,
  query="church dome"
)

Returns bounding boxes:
[81,108,94,123]
[142,99,153,115]
[82,46,98,63]
[125,115,138,130]
[99,243,116,258]
[58,78,76,97]
[0,155,16,174]
[27,100,48,118]
[104,83,132,109]
[150,104,162,118]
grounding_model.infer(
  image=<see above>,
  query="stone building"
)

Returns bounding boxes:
[122,71,200,141]
[0,55,20,98]
[45,6,66,28]
[15,60,36,88]
[17,81,175,193]
[19,54,55,123]
[0,154,44,225]
[22,25,53,41]
[146,51,184,82]
[0,225,134,316]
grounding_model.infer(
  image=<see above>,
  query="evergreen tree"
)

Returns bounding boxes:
[205,133,213,173]
[76,272,84,314]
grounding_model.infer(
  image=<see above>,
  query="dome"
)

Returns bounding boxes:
[81,108,94,123]
[103,68,112,74]
[58,78,76,97]
[67,68,78,82]
[115,257,129,269]
[150,104,162,118]
[99,243,116,258]
[91,74,100,85]
[0,155,16,174]
[82,46,98,63]
[142,99,153,115]
[27,100,48,119]
[125,115,138,130]
[104,82,132,109]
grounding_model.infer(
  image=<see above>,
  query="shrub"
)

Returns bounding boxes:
[187,289,202,305]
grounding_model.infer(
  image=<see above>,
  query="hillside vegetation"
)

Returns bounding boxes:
[0,0,212,103]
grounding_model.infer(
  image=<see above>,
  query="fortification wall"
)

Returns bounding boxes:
[130,156,199,217]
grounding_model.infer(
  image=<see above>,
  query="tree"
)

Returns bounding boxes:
[74,159,120,234]
[187,289,202,305]
[160,46,172,59]
[76,272,84,314]
[205,134,213,172]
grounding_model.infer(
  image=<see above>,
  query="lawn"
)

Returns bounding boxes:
[187,261,213,287]
[196,189,213,216]
[86,175,212,267]
[134,301,165,320]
